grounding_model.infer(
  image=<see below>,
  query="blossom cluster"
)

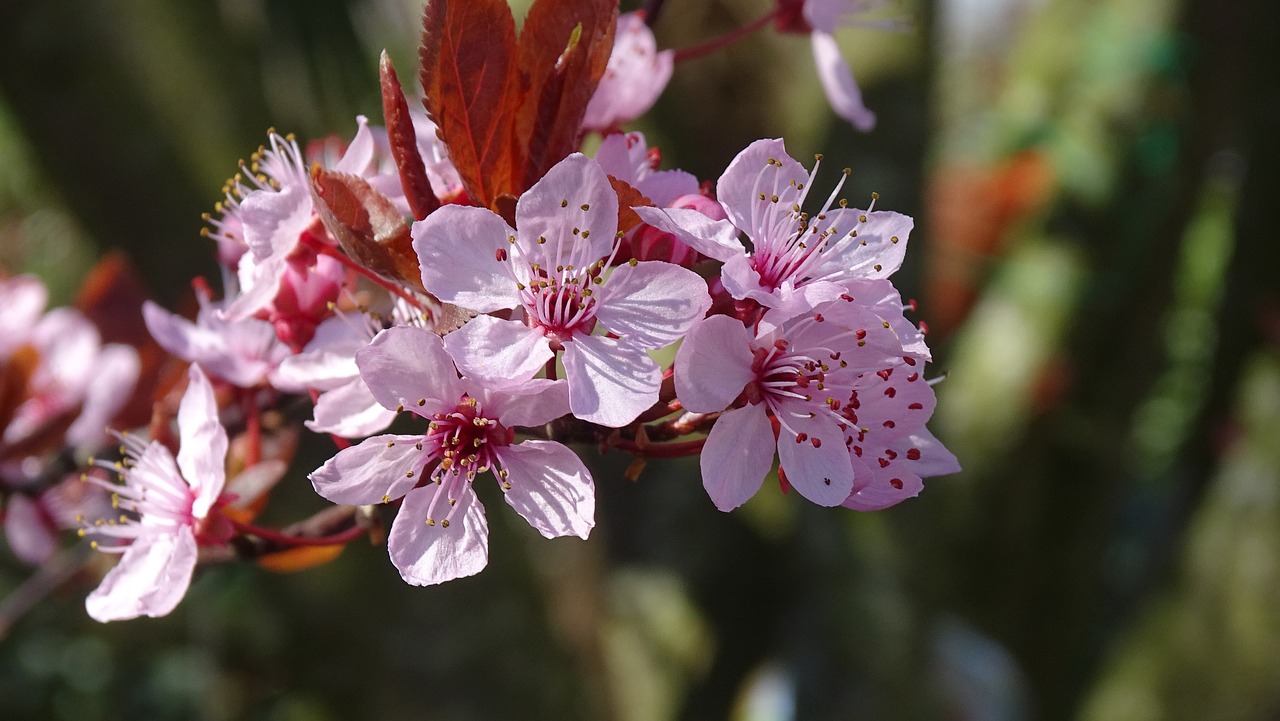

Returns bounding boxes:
[0,0,955,622]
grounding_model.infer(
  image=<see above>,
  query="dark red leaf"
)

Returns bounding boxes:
[608,175,651,235]
[515,0,617,188]
[310,168,423,291]
[380,51,440,221]
[420,0,519,210]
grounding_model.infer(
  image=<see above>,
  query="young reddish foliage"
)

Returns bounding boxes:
[420,0,519,210]
[379,51,441,221]
[309,168,424,291]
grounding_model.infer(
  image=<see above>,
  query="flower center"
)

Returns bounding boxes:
[417,395,514,529]
[521,266,600,347]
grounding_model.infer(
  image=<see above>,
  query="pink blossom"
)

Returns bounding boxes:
[637,138,910,321]
[274,298,444,438]
[1,306,140,453]
[309,326,593,586]
[582,12,674,133]
[3,474,113,565]
[143,281,291,389]
[594,132,698,207]
[413,153,710,427]
[675,296,910,511]
[83,365,228,622]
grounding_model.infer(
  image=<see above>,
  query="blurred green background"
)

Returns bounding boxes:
[2,0,1278,719]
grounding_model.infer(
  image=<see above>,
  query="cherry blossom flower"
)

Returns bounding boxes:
[1,306,140,454]
[3,474,112,565]
[413,152,710,427]
[143,280,292,389]
[636,138,911,321]
[309,326,593,586]
[582,12,675,133]
[83,365,228,622]
[675,296,910,511]
[594,131,698,208]
[274,297,447,438]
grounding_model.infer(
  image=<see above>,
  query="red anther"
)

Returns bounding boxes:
[810,437,822,448]
[919,321,929,335]
[852,445,863,457]
[907,402,923,410]
[795,373,810,388]
[495,248,508,262]
[646,145,662,171]
[884,387,896,398]
[813,313,825,322]
[855,329,867,340]
[907,372,919,382]
[883,420,896,429]
[906,298,918,313]
[840,293,855,302]
[903,356,917,366]
[878,458,890,468]
[885,449,897,460]
[906,449,921,460]
[889,478,904,489]
[876,368,893,381]
[795,432,808,443]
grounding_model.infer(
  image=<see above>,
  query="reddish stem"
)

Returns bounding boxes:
[229,518,367,547]
[673,8,781,63]
[613,436,706,458]
[241,389,262,467]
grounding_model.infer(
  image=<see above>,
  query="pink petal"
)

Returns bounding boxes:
[479,378,570,428]
[716,138,809,235]
[442,315,553,383]
[631,206,744,262]
[0,274,46,356]
[851,364,938,445]
[413,205,521,313]
[308,434,426,505]
[514,153,618,264]
[307,378,397,438]
[595,261,709,349]
[718,252,778,306]
[814,208,911,281]
[700,405,776,511]
[673,314,755,413]
[3,494,57,565]
[582,13,674,131]
[224,460,288,511]
[177,366,227,518]
[239,178,312,261]
[333,115,376,176]
[356,326,463,413]
[496,440,595,539]
[85,528,198,622]
[224,255,286,321]
[388,483,488,586]
[903,428,961,477]
[843,457,923,511]
[776,416,854,506]
[562,334,660,427]
[66,343,139,448]
[594,132,698,207]
[811,32,876,131]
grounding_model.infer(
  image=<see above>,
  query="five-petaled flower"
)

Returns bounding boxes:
[412,152,711,427]
[83,365,228,622]
[309,326,595,586]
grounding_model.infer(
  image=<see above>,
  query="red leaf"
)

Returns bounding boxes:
[310,168,424,291]
[380,51,440,221]
[420,0,519,210]
[608,175,651,235]
[515,0,617,189]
